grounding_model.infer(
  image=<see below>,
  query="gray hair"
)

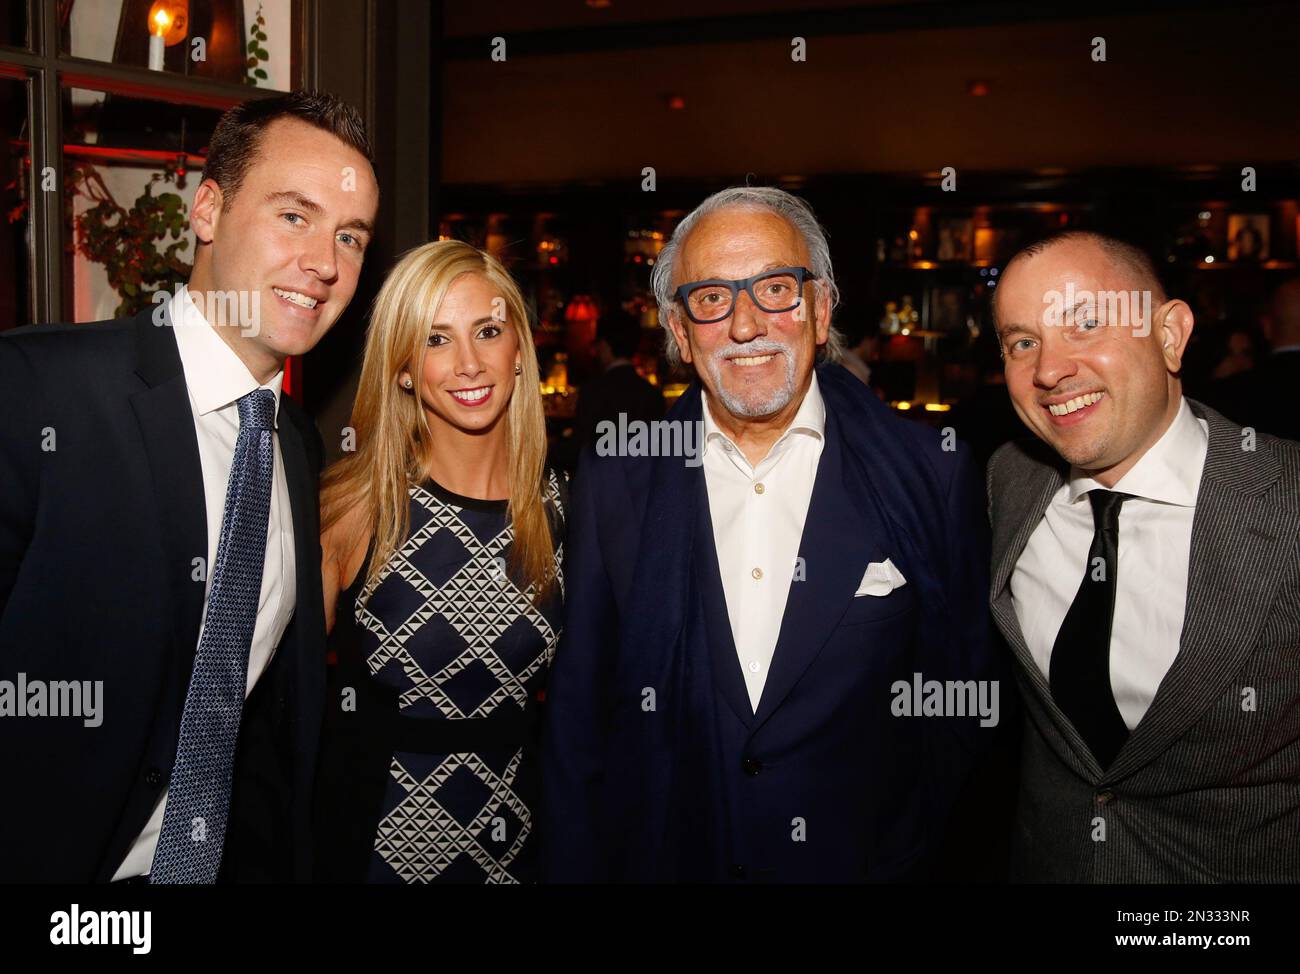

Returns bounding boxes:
[651,185,844,366]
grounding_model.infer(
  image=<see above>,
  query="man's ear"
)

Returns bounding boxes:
[1157,299,1194,373]
[667,308,693,365]
[190,178,224,245]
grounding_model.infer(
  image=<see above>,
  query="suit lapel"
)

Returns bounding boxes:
[753,406,884,727]
[618,386,701,719]
[989,460,1061,704]
[276,405,314,701]
[1108,402,1288,779]
[276,408,315,624]
[988,451,1110,774]
[128,307,208,679]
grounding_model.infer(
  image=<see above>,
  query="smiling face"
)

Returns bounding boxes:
[402,272,521,438]
[188,117,379,382]
[666,207,829,424]
[994,238,1193,485]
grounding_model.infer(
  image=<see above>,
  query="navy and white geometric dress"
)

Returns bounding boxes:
[313,472,565,884]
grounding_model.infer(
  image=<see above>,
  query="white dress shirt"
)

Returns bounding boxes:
[1010,397,1209,731]
[702,373,826,712]
[112,285,296,880]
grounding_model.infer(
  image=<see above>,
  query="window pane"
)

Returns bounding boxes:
[0,0,28,49]
[63,0,294,90]
[63,86,222,321]
[0,74,32,330]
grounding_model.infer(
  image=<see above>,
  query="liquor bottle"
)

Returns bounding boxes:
[899,295,918,332]
[882,301,900,334]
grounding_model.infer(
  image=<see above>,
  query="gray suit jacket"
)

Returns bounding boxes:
[987,399,1300,882]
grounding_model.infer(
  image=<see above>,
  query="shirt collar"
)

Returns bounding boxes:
[170,284,283,427]
[1067,397,1207,507]
[701,370,826,460]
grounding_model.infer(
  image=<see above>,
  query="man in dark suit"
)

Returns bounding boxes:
[0,91,379,882]
[542,187,999,882]
[1203,277,1300,441]
[988,231,1300,881]
[573,310,664,450]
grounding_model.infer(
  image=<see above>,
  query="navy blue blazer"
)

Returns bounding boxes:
[541,362,998,882]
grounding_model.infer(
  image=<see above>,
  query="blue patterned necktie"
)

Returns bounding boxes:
[150,388,277,884]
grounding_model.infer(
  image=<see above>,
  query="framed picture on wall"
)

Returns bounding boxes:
[1227,213,1269,262]
[928,285,968,332]
[937,218,973,262]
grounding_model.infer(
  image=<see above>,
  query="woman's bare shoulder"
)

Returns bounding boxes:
[322,503,371,587]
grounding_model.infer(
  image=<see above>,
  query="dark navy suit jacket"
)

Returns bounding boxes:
[0,306,326,882]
[542,362,999,882]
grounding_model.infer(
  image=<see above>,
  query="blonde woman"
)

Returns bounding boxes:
[312,241,565,884]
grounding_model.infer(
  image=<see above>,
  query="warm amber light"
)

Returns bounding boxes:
[924,403,951,412]
[148,1,189,44]
[896,401,912,410]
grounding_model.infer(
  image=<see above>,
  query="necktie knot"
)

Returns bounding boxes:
[1087,488,1131,532]
[237,388,277,432]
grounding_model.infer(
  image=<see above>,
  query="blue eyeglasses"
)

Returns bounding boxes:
[674,266,817,324]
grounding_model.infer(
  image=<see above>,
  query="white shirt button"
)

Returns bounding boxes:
[751,567,763,580]
[748,660,761,673]
[754,482,765,494]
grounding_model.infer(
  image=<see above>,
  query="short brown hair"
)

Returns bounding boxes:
[201,90,372,205]
[995,230,1167,328]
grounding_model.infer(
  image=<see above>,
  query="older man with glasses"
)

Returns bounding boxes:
[541,186,1002,883]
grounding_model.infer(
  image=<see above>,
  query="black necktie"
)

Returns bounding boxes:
[1049,488,1132,769]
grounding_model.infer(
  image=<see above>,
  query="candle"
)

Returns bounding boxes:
[147,8,171,71]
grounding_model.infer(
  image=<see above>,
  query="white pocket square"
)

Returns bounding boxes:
[854,558,907,597]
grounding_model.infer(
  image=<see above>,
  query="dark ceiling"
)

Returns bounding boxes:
[438,1,1300,185]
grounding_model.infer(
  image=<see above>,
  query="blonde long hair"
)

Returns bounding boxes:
[321,240,556,601]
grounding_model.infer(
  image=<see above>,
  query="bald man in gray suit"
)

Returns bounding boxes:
[986,230,1300,882]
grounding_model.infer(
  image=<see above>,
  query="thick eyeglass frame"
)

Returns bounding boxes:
[673,265,818,324]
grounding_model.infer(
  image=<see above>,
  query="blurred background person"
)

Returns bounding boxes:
[1202,277,1300,440]
[948,327,1027,471]
[1209,325,1262,379]
[838,317,882,393]
[573,308,663,451]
